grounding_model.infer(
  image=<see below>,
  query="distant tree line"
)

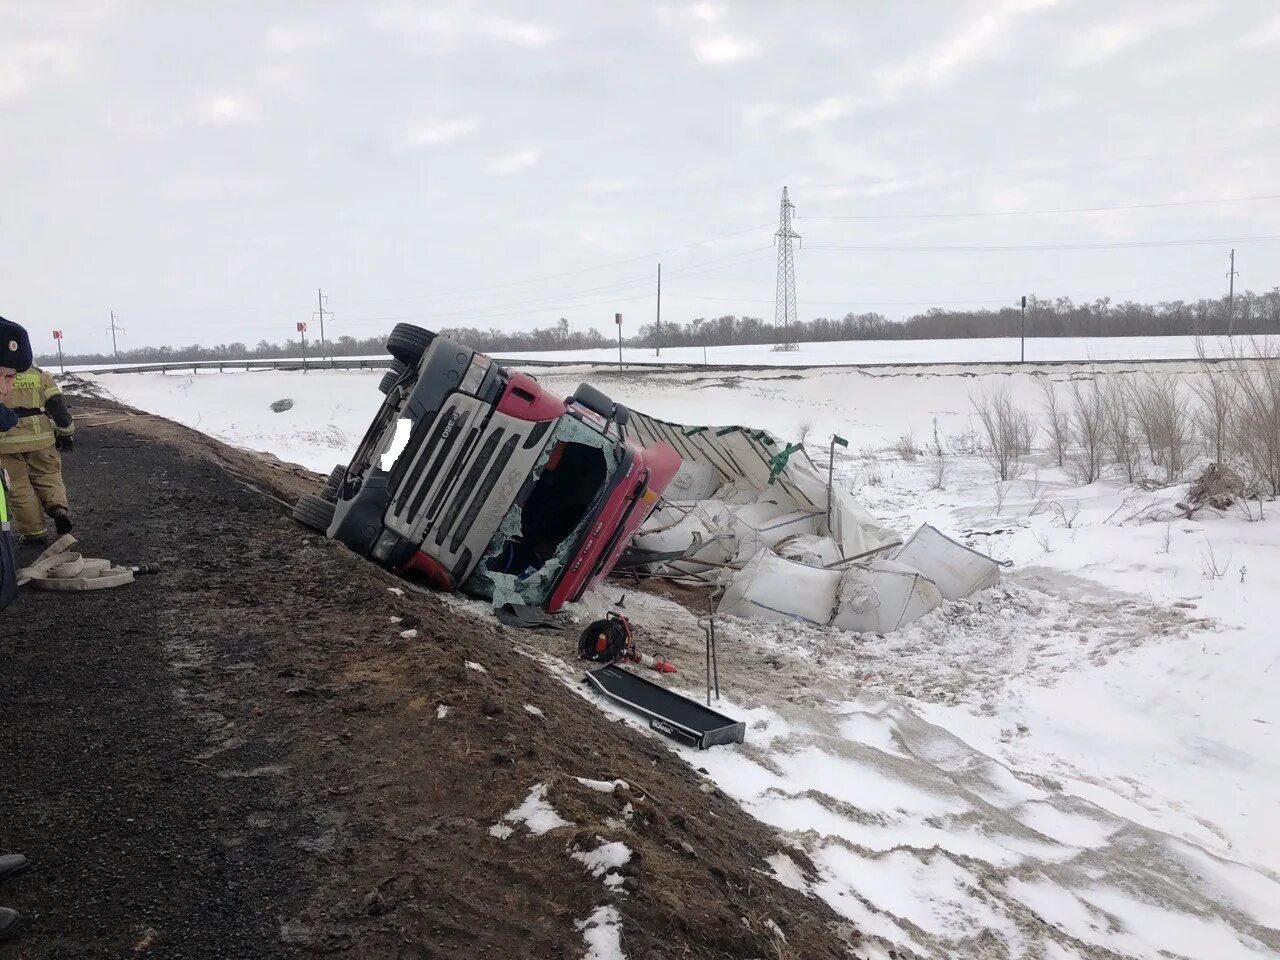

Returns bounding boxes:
[36,289,1280,366]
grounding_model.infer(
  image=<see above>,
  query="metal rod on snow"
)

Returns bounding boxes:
[711,615,719,701]
[826,434,848,537]
[705,627,712,706]
[821,540,902,569]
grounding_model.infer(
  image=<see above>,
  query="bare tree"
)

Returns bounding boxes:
[1066,380,1108,484]
[1225,338,1280,496]
[928,417,947,490]
[971,387,1032,481]
[1039,378,1069,467]
[1191,338,1237,465]
[1128,373,1195,484]
[1101,377,1142,483]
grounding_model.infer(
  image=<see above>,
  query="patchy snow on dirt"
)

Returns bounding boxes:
[95,359,1280,959]
[575,905,625,960]
[571,839,632,889]
[490,782,570,839]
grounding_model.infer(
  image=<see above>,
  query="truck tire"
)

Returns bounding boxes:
[571,383,614,419]
[378,358,409,395]
[321,464,346,502]
[293,493,336,533]
[387,324,435,367]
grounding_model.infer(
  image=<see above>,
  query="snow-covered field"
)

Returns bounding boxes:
[85,361,1280,959]
[69,333,1251,374]
[501,334,1250,368]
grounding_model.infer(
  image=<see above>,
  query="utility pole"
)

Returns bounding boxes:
[773,187,801,351]
[615,313,624,373]
[655,263,661,357]
[1226,249,1238,336]
[1020,295,1027,363]
[314,288,331,361]
[106,311,124,360]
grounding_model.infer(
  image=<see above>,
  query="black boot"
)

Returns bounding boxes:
[49,506,73,537]
[0,854,29,884]
[0,906,19,942]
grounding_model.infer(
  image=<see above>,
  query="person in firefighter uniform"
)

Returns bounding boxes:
[1,314,35,941]
[0,332,74,544]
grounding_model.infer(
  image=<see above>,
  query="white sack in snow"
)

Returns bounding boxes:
[892,523,1001,600]
[630,510,732,571]
[831,559,943,633]
[713,479,769,505]
[718,550,840,626]
[664,459,721,502]
[753,509,820,547]
[828,486,900,557]
[776,534,844,566]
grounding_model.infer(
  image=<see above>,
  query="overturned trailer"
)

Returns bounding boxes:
[623,410,1002,634]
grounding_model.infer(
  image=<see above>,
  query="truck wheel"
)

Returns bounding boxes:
[321,464,346,502]
[571,383,614,419]
[293,493,336,533]
[387,324,435,367]
[378,358,408,395]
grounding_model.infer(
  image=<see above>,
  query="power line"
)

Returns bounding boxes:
[807,234,1280,253]
[333,247,773,326]
[799,192,1280,221]
[328,222,775,308]
[663,280,1206,307]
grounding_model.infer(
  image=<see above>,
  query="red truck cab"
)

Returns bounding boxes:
[304,325,680,612]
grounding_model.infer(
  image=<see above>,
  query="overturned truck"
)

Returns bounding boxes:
[292,324,679,611]
[293,324,1001,628]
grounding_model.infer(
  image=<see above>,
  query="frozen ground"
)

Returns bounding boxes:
[86,361,1280,959]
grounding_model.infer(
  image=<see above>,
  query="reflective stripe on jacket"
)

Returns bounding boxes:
[0,368,73,455]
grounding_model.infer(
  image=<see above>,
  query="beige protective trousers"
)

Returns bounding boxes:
[0,447,68,538]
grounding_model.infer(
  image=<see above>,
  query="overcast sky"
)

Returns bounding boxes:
[3,0,1279,353]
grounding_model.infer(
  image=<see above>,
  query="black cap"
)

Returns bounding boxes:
[0,316,33,373]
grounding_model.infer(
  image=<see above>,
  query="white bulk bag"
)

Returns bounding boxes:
[665,459,721,503]
[892,524,1000,601]
[630,509,733,572]
[776,534,844,567]
[831,559,943,633]
[718,549,840,626]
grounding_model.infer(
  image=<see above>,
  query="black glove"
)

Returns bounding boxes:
[8,407,43,418]
[56,435,74,452]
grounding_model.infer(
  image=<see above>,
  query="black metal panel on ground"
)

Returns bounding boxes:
[584,664,745,750]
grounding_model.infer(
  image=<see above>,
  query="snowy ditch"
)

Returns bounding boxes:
[89,364,1280,959]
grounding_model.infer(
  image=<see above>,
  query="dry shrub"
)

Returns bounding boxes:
[1101,377,1142,484]
[1187,462,1247,511]
[1224,338,1280,496]
[1191,339,1237,465]
[1066,380,1108,484]
[1128,373,1195,485]
[928,417,947,490]
[893,430,920,462]
[1039,379,1069,467]
[971,386,1033,481]
[947,427,982,456]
